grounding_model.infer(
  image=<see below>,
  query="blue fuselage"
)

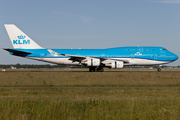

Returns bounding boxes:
[9,46,178,66]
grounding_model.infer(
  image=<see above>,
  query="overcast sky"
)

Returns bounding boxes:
[0,0,180,65]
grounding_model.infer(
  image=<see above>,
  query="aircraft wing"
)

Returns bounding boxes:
[3,48,33,55]
[60,53,129,63]
[48,49,129,63]
[60,54,86,58]
[60,54,87,62]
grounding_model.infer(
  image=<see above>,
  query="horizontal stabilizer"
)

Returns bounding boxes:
[3,48,33,55]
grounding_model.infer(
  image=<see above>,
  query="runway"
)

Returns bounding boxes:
[0,86,180,89]
[0,70,180,73]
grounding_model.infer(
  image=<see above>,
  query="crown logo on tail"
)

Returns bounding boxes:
[17,34,26,39]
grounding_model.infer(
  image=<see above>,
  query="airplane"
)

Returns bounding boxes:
[10,66,16,69]
[3,24,178,72]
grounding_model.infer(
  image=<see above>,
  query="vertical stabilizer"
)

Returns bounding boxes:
[4,24,42,49]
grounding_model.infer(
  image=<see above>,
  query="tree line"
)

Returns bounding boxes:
[0,64,178,69]
[0,64,85,69]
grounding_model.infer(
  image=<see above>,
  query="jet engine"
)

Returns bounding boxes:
[82,58,100,67]
[110,61,124,68]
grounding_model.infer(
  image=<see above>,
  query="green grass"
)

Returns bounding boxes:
[0,88,180,120]
[0,72,180,87]
[0,70,180,119]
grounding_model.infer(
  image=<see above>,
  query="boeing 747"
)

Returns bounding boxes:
[4,24,178,72]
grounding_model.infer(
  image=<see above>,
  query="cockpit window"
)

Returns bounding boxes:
[163,49,167,51]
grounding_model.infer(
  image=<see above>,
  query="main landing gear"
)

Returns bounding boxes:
[89,67,104,72]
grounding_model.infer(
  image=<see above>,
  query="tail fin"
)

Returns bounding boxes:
[4,24,42,49]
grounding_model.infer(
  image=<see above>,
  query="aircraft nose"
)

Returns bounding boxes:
[173,53,178,61]
[175,54,178,61]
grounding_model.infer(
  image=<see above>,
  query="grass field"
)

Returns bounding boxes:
[0,70,180,87]
[0,69,180,119]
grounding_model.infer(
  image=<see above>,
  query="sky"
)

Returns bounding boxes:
[0,0,180,65]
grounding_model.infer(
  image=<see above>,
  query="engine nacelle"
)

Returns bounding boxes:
[82,58,100,67]
[111,61,124,68]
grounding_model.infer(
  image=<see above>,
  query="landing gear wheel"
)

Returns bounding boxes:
[157,68,161,72]
[89,67,104,72]
[97,68,104,72]
[100,68,104,72]
[89,68,96,72]
[92,68,96,72]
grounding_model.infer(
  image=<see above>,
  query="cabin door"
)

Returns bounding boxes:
[154,54,158,60]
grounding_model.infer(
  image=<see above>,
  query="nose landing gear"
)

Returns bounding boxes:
[157,68,161,72]
[157,65,162,72]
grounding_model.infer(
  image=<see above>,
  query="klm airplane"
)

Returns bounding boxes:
[4,24,178,72]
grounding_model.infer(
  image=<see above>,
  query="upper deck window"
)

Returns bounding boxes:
[126,49,155,51]
[126,49,138,51]
[143,49,154,51]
